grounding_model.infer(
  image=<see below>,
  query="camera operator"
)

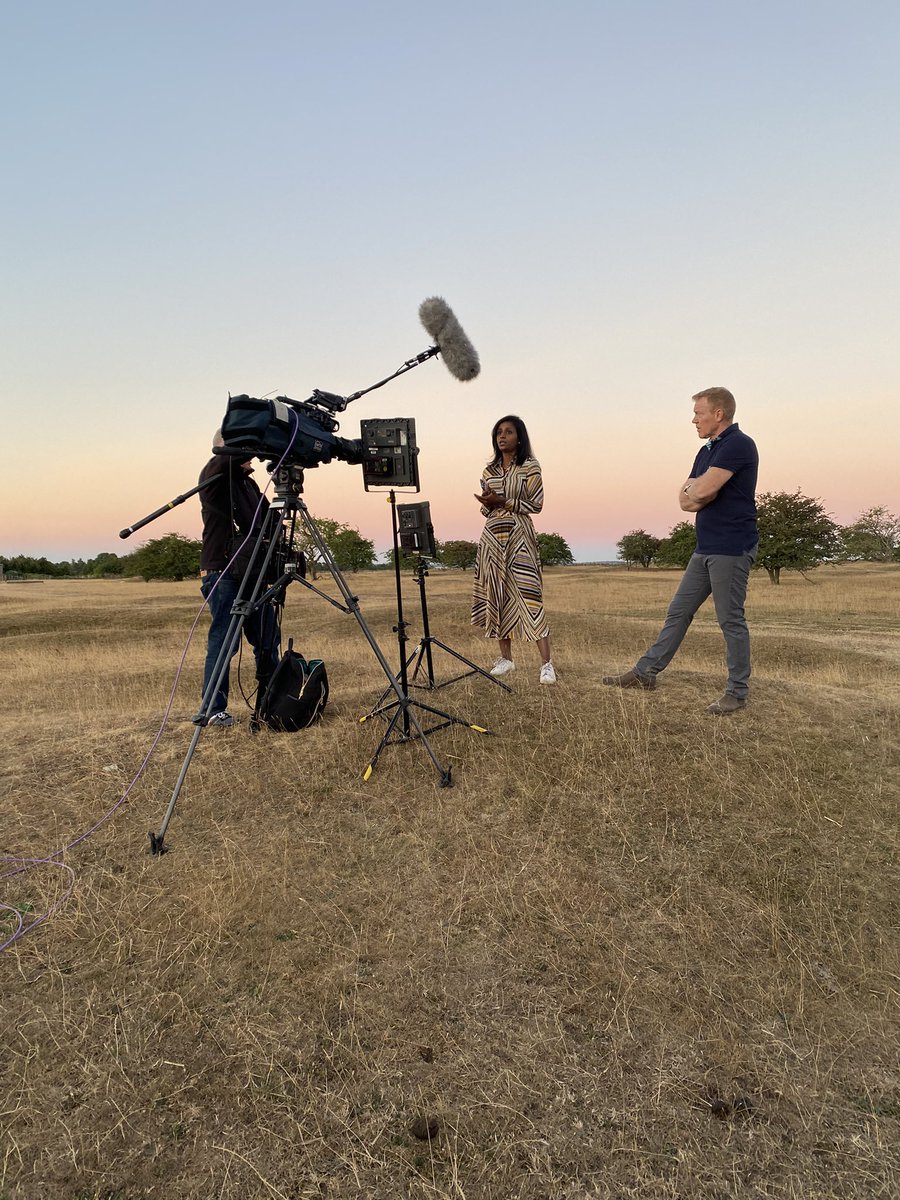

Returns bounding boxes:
[193,430,280,727]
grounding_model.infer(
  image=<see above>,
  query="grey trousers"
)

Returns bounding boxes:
[635,549,756,697]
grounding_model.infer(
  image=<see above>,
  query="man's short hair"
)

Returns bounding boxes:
[692,387,736,421]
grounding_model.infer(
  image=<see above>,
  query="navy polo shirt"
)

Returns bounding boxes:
[691,423,759,555]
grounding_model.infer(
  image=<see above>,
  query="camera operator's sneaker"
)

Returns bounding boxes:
[206,711,236,727]
[539,662,557,685]
[490,657,515,677]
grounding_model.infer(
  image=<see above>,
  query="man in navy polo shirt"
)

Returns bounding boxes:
[603,387,759,714]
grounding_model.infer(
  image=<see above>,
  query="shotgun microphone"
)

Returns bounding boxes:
[419,297,480,381]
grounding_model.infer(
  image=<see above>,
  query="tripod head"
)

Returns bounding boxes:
[269,463,306,499]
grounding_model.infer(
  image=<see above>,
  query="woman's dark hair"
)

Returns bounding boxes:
[490,414,533,466]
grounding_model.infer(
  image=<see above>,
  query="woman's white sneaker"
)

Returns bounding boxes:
[539,662,557,684]
[490,657,515,677]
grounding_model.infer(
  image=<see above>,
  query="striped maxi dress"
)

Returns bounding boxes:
[471,457,550,642]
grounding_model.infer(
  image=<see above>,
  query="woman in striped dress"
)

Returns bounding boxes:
[471,415,556,684]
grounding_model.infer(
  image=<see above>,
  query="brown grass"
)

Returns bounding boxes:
[1,564,898,1199]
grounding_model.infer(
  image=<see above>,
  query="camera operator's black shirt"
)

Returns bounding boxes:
[198,456,269,573]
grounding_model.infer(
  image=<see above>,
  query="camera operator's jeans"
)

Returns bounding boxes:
[200,571,280,716]
[634,548,756,698]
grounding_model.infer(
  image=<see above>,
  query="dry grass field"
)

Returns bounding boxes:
[1,564,898,1199]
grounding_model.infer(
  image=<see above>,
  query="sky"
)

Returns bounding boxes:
[1,1,898,564]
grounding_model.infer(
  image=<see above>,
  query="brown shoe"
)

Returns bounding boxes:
[601,669,656,690]
[706,693,747,715]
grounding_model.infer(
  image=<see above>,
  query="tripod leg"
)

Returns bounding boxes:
[149,723,204,854]
[150,507,285,853]
[195,605,245,723]
[151,604,251,853]
[365,643,422,715]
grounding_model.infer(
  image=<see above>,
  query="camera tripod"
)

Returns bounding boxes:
[148,466,475,854]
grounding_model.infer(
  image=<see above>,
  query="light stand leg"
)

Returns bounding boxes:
[417,559,436,685]
[406,561,512,694]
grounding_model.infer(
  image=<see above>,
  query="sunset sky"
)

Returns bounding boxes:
[2,1,898,564]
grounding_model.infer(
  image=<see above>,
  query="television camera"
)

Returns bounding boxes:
[219,393,420,491]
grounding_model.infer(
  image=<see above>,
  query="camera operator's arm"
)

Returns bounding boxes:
[679,467,734,512]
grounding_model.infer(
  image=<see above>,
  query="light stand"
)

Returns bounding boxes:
[361,491,497,765]
[405,557,511,693]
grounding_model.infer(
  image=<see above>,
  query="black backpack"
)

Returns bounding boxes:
[258,641,329,731]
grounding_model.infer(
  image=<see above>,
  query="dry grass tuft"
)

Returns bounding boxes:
[1,565,898,1198]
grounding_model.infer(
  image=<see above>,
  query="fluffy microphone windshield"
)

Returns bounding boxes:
[419,297,480,381]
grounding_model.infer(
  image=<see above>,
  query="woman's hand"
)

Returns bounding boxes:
[474,487,507,510]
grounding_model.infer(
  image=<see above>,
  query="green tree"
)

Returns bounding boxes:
[839,506,900,562]
[87,552,126,577]
[536,532,574,566]
[756,490,840,584]
[655,521,697,568]
[616,530,661,569]
[294,517,344,580]
[128,534,202,581]
[383,547,421,570]
[330,528,376,572]
[0,554,66,577]
[438,539,478,570]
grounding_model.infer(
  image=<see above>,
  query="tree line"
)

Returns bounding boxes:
[1,527,575,582]
[617,497,900,583]
[9,493,893,586]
